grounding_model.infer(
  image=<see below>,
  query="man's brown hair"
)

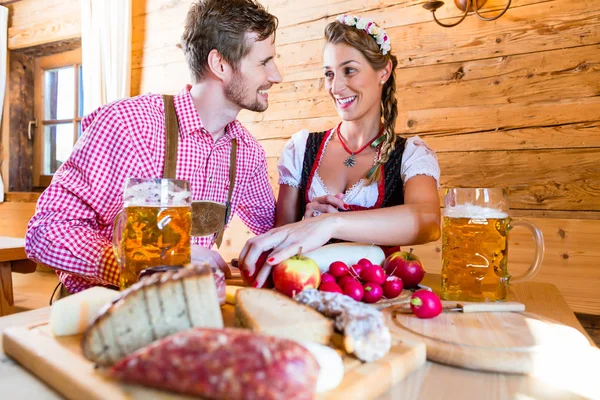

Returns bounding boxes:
[181,0,278,82]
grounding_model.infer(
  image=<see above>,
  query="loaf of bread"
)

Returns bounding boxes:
[294,289,391,362]
[110,327,319,400]
[235,288,334,345]
[82,263,223,366]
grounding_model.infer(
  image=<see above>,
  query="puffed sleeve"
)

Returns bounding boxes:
[277,129,310,187]
[401,136,441,187]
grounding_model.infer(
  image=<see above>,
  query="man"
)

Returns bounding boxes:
[25,0,281,294]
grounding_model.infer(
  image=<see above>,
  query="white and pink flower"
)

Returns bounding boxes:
[336,15,391,55]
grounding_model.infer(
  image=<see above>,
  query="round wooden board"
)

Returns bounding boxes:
[384,309,592,374]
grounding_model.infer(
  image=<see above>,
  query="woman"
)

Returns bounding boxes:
[240,15,441,287]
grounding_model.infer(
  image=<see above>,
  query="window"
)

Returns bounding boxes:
[33,48,83,187]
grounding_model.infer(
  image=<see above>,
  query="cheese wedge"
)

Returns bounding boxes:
[50,286,121,336]
[235,288,334,345]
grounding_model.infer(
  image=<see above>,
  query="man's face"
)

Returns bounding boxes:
[225,33,282,112]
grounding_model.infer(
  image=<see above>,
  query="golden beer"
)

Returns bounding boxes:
[441,188,544,302]
[119,205,191,289]
[441,214,510,302]
[113,178,192,290]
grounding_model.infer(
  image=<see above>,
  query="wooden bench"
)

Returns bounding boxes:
[0,194,40,316]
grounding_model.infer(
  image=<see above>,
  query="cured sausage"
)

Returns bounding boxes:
[110,327,319,400]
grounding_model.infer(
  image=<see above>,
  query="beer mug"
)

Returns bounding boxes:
[441,188,544,302]
[113,178,192,289]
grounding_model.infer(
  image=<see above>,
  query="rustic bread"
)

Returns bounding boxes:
[82,263,223,366]
[235,288,334,345]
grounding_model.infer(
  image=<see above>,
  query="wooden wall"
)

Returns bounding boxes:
[132,0,600,315]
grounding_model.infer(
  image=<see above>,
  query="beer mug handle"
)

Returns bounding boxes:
[112,210,125,267]
[509,219,545,283]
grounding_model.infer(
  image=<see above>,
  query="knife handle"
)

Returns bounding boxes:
[458,302,525,313]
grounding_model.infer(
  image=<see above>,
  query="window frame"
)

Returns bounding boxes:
[33,48,82,187]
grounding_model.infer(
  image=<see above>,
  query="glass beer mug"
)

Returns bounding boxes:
[113,178,192,289]
[441,188,545,302]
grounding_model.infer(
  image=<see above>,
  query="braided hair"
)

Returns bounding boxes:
[324,20,399,185]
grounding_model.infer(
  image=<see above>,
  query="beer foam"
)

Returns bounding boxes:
[444,204,508,219]
[123,180,191,206]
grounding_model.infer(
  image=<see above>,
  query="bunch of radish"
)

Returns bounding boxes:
[318,259,404,304]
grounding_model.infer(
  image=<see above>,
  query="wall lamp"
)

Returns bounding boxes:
[423,0,511,28]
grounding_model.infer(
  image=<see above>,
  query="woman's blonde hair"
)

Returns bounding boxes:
[324,20,398,185]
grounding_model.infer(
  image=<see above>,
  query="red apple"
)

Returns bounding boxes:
[241,250,273,288]
[272,252,321,298]
[383,248,425,288]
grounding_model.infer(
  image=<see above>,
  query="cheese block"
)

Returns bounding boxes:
[50,286,121,336]
[235,288,334,345]
[225,285,244,304]
[82,263,223,366]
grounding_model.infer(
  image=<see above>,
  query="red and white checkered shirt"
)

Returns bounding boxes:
[25,86,275,293]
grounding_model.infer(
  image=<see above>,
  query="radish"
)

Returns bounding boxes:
[362,283,383,303]
[360,265,386,285]
[319,281,343,294]
[321,272,336,284]
[348,263,364,279]
[342,280,364,302]
[357,258,373,268]
[328,261,350,278]
[410,290,442,319]
[304,243,386,273]
[337,275,357,287]
[382,276,403,299]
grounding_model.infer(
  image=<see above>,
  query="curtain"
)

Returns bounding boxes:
[0,6,8,202]
[81,0,132,115]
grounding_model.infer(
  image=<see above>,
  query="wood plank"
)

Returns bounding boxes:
[238,91,600,136]
[575,313,600,346]
[438,148,600,211]
[274,0,600,81]
[0,202,37,237]
[0,263,14,316]
[3,193,41,203]
[253,44,600,113]
[7,0,81,50]
[257,121,600,157]
[8,52,35,192]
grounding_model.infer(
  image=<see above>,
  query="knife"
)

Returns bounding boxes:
[393,301,526,314]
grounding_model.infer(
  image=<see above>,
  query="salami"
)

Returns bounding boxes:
[110,327,319,400]
[294,289,391,362]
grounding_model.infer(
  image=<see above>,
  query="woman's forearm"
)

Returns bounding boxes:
[328,203,441,246]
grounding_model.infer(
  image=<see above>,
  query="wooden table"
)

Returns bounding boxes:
[0,237,37,316]
[1,277,599,399]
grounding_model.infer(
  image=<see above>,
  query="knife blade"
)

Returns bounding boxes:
[393,301,526,314]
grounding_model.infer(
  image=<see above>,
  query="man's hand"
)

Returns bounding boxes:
[304,193,346,219]
[191,245,232,278]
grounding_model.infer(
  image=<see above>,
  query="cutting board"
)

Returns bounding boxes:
[387,305,592,374]
[2,305,426,400]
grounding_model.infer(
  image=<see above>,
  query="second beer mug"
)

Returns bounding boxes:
[113,178,192,289]
[441,188,544,302]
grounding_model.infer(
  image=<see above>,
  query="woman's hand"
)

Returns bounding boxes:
[191,245,232,278]
[239,215,340,288]
[304,193,347,219]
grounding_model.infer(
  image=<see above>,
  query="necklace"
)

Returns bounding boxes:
[335,123,385,168]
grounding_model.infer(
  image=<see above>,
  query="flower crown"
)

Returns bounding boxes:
[336,15,391,55]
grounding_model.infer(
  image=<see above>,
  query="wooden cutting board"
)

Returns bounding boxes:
[387,305,593,374]
[2,305,426,400]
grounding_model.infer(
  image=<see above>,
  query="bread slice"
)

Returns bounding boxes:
[82,264,223,366]
[235,288,333,345]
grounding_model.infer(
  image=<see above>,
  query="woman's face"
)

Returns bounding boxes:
[323,42,385,122]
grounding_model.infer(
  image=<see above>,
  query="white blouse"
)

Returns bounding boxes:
[277,129,440,208]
